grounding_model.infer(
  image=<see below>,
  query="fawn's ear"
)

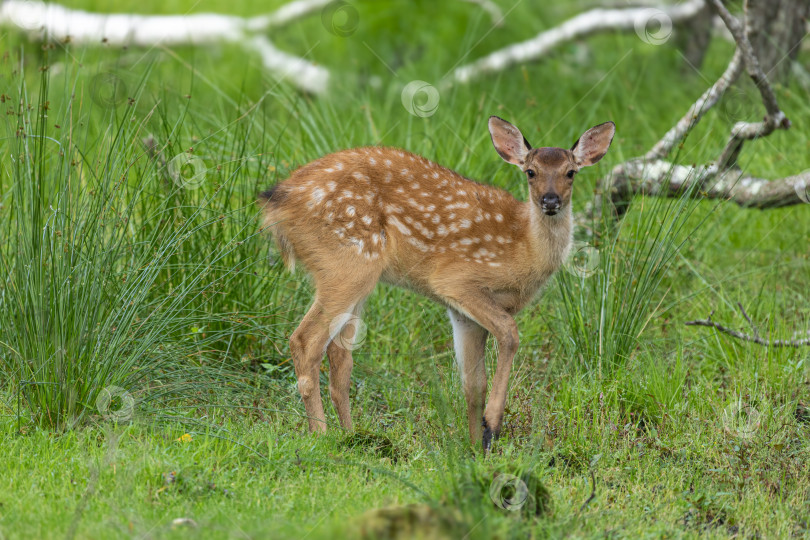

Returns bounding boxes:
[571,121,615,167]
[488,116,532,166]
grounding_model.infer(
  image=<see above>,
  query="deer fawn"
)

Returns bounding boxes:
[259,116,615,449]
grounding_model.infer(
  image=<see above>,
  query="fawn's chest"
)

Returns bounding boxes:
[495,211,572,313]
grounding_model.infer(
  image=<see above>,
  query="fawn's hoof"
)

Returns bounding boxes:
[482,418,493,451]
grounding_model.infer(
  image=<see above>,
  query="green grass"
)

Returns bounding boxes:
[1,0,809,538]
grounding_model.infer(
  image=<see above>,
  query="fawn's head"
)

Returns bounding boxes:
[488,117,615,216]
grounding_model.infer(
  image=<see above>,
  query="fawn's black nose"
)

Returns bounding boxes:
[541,193,561,215]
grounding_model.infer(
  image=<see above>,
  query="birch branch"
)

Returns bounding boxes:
[711,0,791,170]
[0,0,331,94]
[245,35,329,95]
[457,0,504,26]
[644,48,744,161]
[712,0,784,120]
[607,159,809,210]
[247,0,337,32]
[592,0,803,218]
[446,0,707,85]
[645,0,790,165]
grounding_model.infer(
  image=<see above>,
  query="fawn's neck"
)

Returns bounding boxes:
[526,202,573,273]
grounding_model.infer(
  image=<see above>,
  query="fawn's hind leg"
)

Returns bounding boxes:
[290,273,377,433]
[326,299,368,430]
[289,301,332,433]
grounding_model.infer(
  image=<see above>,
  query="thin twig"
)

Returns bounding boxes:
[736,302,760,340]
[685,309,810,348]
[579,470,597,512]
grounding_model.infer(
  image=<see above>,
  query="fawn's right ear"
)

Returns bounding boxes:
[488,116,531,166]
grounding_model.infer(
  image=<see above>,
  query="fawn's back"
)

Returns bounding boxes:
[261,145,569,312]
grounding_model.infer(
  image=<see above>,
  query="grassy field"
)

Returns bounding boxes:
[1,1,809,538]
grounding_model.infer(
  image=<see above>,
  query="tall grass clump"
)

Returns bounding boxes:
[0,50,293,430]
[556,172,706,375]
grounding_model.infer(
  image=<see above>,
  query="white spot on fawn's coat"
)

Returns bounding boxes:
[388,216,411,236]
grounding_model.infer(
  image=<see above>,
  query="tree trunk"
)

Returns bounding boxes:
[677,0,714,69]
[746,0,810,82]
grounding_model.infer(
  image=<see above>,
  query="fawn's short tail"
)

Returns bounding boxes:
[258,186,296,272]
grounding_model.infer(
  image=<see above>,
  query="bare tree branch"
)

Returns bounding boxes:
[686,305,810,347]
[457,0,504,27]
[644,48,744,161]
[605,159,808,214]
[446,0,707,86]
[0,0,332,94]
[644,0,791,164]
[712,1,784,117]
[247,0,337,32]
[245,35,330,94]
[591,0,804,218]
[710,0,791,170]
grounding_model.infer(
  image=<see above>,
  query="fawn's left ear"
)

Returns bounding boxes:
[571,121,615,167]
[489,116,532,166]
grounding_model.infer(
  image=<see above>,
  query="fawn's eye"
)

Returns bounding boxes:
[526,169,535,178]
[566,170,575,179]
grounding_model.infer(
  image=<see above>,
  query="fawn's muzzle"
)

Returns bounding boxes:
[540,193,561,215]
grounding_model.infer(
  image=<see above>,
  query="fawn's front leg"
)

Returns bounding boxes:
[448,308,489,446]
[481,312,519,449]
[439,287,519,450]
